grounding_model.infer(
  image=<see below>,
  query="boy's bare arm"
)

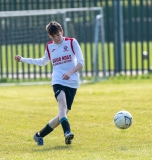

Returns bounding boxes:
[62,63,83,80]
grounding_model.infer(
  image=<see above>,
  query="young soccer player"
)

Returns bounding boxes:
[14,21,84,146]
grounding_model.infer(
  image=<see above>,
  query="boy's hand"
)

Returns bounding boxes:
[14,55,21,62]
[62,71,72,80]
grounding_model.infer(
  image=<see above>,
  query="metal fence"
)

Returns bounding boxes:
[0,0,152,83]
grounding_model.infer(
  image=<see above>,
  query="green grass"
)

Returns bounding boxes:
[0,78,152,160]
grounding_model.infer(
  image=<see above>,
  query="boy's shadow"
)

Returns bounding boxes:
[32,145,73,152]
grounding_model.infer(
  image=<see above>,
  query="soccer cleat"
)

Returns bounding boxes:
[33,133,44,146]
[64,131,74,145]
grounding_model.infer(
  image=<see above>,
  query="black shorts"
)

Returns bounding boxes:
[53,84,77,110]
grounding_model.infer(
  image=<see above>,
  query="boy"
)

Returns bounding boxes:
[14,21,84,146]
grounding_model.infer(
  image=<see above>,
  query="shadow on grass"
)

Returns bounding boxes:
[32,145,73,152]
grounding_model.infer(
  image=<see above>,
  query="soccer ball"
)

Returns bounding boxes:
[114,111,133,129]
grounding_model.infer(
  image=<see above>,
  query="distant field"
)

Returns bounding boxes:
[0,77,152,159]
[0,41,151,73]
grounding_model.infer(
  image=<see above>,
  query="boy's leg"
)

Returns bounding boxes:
[60,116,74,145]
[33,123,53,146]
[57,90,74,144]
[57,90,70,133]
[34,116,60,146]
[34,85,76,146]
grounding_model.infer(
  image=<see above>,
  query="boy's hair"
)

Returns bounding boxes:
[46,21,63,36]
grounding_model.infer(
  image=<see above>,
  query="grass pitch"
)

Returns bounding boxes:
[0,77,152,160]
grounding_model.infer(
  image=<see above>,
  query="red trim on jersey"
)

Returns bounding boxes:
[46,40,53,60]
[65,37,75,54]
[46,38,75,60]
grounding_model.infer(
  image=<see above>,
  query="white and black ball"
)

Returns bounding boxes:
[114,111,133,129]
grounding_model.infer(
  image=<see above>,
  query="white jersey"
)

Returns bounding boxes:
[20,37,84,88]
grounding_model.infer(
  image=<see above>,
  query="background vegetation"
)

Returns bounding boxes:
[1,42,151,73]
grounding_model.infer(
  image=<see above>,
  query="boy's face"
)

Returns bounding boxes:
[48,30,63,44]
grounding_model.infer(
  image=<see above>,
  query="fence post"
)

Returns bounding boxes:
[0,15,1,80]
[114,0,124,74]
[100,7,106,79]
